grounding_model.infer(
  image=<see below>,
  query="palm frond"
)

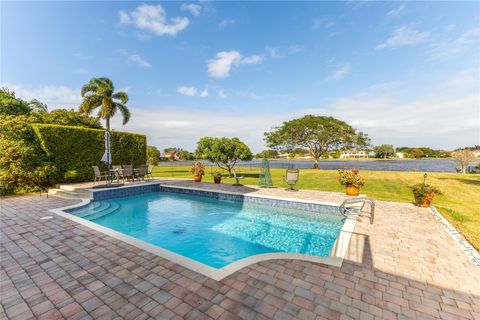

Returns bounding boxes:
[79,95,102,115]
[116,103,131,125]
[112,91,129,104]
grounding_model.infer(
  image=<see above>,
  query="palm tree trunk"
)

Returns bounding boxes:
[106,117,110,131]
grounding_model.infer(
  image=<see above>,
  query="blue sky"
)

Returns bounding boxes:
[2,1,479,152]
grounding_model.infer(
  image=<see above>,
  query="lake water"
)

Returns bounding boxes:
[157,159,479,173]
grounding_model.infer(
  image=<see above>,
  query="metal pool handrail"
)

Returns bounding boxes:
[339,197,375,224]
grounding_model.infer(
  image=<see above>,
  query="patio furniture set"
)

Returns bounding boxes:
[92,164,154,184]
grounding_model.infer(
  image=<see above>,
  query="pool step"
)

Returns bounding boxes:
[49,188,92,199]
[85,202,121,221]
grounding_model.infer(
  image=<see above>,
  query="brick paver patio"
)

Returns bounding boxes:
[1,184,479,319]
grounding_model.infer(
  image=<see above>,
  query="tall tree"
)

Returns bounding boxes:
[453,149,476,173]
[79,77,130,130]
[265,115,370,169]
[196,137,253,176]
[147,146,161,166]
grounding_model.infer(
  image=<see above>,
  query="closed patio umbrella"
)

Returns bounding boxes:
[101,131,112,169]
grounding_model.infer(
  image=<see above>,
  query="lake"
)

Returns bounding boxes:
[158,158,479,173]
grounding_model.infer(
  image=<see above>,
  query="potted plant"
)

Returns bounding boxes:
[191,162,205,182]
[338,168,365,196]
[212,171,222,184]
[411,174,442,207]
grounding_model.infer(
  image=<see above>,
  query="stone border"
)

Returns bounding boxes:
[50,184,357,280]
[430,206,480,268]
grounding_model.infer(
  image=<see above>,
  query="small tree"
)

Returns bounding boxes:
[265,115,370,169]
[196,137,253,176]
[453,149,476,173]
[374,144,395,159]
[147,146,161,166]
[411,148,425,159]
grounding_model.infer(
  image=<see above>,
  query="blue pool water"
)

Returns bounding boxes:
[68,191,344,268]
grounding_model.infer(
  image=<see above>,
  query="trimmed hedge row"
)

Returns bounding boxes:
[32,124,146,182]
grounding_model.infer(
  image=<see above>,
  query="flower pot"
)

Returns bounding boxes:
[193,175,202,182]
[414,193,435,207]
[213,176,221,184]
[345,185,360,196]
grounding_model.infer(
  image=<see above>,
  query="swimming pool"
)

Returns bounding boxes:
[65,189,346,269]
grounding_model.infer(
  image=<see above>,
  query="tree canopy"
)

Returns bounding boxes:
[196,137,253,176]
[79,77,130,130]
[264,115,370,168]
[374,144,395,158]
[147,146,161,166]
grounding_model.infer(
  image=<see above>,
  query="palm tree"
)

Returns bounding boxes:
[79,77,130,130]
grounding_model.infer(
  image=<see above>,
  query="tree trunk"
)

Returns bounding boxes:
[313,157,320,169]
[106,117,110,131]
[227,166,233,177]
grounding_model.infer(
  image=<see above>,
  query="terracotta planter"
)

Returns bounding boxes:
[193,175,202,182]
[345,185,360,196]
[414,193,435,207]
[213,176,221,184]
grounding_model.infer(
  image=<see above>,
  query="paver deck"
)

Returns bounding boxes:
[1,182,479,319]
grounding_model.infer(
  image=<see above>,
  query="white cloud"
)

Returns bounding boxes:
[176,86,198,96]
[207,51,262,78]
[181,3,202,16]
[120,50,152,68]
[376,26,430,49]
[265,45,304,59]
[330,64,350,80]
[3,83,81,108]
[387,5,405,17]
[240,55,262,65]
[118,10,131,24]
[218,19,235,29]
[218,89,227,98]
[119,4,189,36]
[369,81,401,90]
[266,47,281,58]
[430,27,480,59]
[176,86,208,98]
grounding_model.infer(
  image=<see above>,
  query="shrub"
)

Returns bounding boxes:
[0,115,55,194]
[191,162,205,176]
[32,124,146,183]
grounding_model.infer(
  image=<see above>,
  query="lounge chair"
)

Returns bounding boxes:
[92,166,109,184]
[284,169,299,191]
[135,165,148,181]
[122,165,135,182]
[232,169,244,186]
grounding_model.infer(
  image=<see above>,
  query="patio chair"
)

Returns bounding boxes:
[122,165,135,182]
[146,165,154,180]
[284,169,299,191]
[135,165,148,181]
[112,165,123,183]
[92,166,109,184]
[232,169,244,186]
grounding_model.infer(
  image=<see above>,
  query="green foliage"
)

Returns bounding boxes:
[147,146,161,165]
[0,115,54,194]
[39,109,102,128]
[265,115,369,168]
[374,144,395,158]
[80,77,130,130]
[196,137,253,175]
[0,88,32,116]
[411,183,442,202]
[32,124,146,182]
[256,149,279,159]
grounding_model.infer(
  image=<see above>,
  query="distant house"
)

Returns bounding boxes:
[396,152,405,159]
[278,153,290,159]
[339,150,369,159]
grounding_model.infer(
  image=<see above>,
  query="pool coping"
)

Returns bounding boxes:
[49,183,357,281]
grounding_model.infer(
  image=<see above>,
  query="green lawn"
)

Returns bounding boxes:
[152,165,480,250]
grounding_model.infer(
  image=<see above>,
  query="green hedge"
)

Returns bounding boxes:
[32,124,146,182]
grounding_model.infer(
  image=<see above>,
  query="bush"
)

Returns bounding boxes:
[32,124,146,183]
